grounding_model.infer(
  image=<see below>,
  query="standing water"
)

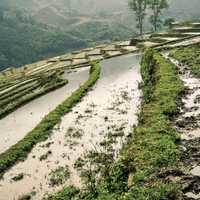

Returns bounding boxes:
[0,68,89,153]
[0,54,142,200]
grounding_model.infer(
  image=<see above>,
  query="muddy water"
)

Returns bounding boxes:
[164,53,200,199]
[0,68,89,154]
[0,54,142,200]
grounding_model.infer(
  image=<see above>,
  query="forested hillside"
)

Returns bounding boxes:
[0,5,87,70]
[0,0,200,70]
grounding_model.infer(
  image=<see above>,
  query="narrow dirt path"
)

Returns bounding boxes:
[165,53,200,200]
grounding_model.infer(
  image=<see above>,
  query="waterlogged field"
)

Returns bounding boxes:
[0,54,142,200]
[0,67,89,154]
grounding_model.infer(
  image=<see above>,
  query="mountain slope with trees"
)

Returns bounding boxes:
[0,0,200,70]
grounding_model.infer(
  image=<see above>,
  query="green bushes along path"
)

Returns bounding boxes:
[0,63,101,178]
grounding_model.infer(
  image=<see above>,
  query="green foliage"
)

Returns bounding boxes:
[118,50,183,199]
[12,173,24,181]
[122,183,179,200]
[49,166,70,186]
[0,6,87,70]
[140,49,156,102]
[44,186,79,200]
[128,0,148,35]
[169,44,200,77]
[18,191,36,200]
[0,63,101,178]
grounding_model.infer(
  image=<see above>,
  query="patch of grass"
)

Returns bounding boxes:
[49,166,70,186]
[65,127,84,139]
[74,157,85,170]
[18,191,36,200]
[118,50,184,199]
[39,150,52,161]
[169,44,200,77]
[43,186,79,200]
[0,63,101,178]
[18,194,32,200]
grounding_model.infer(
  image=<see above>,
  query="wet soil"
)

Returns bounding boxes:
[165,54,200,200]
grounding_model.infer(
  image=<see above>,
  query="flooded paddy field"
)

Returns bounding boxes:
[0,54,142,200]
[0,68,89,154]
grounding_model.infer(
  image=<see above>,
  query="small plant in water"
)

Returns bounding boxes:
[12,173,24,182]
[49,166,70,186]
[18,191,36,200]
[39,150,52,161]
[74,157,85,170]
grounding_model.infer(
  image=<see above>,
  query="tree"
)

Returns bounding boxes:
[148,0,168,32]
[128,0,148,36]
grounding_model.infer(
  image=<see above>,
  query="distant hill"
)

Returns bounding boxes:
[0,0,136,70]
[0,6,88,71]
[0,0,200,70]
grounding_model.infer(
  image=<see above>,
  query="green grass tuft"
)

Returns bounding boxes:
[169,44,200,77]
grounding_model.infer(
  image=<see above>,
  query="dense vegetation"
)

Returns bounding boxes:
[42,50,184,200]
[0,1,135,71]
[170,44,200,77]
[1,0,200,71]
[0,5,87,70]
[0,63,101,178]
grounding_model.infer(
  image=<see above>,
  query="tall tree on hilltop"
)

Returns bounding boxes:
[128,0,148,36]
[149,0,168,31]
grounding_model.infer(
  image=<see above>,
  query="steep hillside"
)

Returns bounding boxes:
[0,5,87,70]
[1,0,200,70]
[0,0,136,70]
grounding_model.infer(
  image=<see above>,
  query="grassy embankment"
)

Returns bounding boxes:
[44,50,184,200]
[170,44,200,77]
[117,50,184,199]
[0,63,101,178]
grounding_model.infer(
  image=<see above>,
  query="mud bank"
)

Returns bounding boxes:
[165,54,200,200]
[0,54,142,200]
[0,68,89,154]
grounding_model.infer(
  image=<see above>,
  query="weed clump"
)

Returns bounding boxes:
[49,166,70,187]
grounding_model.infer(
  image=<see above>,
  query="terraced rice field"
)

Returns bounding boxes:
[0,72,68,120]
[1,21,200,200]
[0,53,142,200]
[0,67,90,153]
